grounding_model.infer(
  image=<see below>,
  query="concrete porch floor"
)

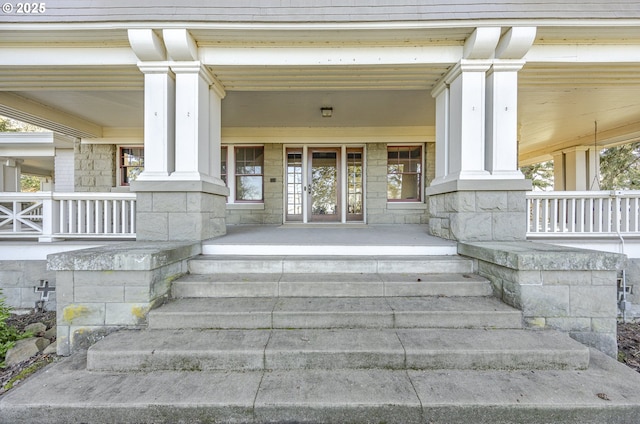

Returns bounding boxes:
[203,224,458,256]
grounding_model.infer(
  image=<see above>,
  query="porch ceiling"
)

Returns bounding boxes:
[0,24,639,168]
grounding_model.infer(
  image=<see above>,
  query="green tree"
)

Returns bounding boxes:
[0,116,44,132]
[520,161,554,190]
[20,175,42,192]
[600,142,640,190]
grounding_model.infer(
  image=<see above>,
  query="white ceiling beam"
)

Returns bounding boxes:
[0,92,102,138]
[526,44,640,63]
[0,47,137,66]
[200,45,462,66]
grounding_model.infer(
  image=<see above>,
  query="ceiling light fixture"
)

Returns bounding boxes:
[321,107,333,118]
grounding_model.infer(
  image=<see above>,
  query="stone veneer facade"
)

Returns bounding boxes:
[74,144,116,192]
[225,142,434,225]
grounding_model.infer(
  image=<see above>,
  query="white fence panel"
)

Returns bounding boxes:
[527,191,640,238]
[0,192,136,241]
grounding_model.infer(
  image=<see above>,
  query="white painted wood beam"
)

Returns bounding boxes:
[200,46,462,66]
[0,92,102,138]
[0,47,137,66]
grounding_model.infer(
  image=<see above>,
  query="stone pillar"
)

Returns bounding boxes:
[51,242,200,355]
[459,241,625,358]
[129,29,229,242]
[553,146,601,191]
[427,27,536,242]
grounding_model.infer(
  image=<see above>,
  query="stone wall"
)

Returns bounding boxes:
[226,143,284,225]
[0,260,55,311]
[74,144,116,192]
[366,143,430,225]
[459,241,625,358]
[50,242,200,355]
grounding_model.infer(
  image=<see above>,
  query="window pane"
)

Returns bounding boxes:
[236,176,263,201]
[235,147,264,175]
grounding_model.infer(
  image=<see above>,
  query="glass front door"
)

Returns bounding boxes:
[309,149,340,222]
[285,146,364,223]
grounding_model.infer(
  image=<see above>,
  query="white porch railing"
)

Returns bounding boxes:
[527,190,640,238]
[0,192,136,241]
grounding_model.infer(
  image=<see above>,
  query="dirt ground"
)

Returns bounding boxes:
[618,321,640,372]
[2,313,640,394]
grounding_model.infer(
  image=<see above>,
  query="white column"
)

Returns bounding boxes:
[128,29,176,181]
[485,62,525,179]
[565,147,589,190]
[431,82,449,185]
[444,61,492,180]
[170,63,225,184]
[558,146,600,191]
[552,151,566,191]
[136,64,175,180]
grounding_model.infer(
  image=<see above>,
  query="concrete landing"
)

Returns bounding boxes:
[3,349,640,424]
[202,224,458,256]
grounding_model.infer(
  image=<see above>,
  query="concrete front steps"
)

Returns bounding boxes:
[4,254,640,423]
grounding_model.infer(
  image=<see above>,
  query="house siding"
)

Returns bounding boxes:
[3,1,639,24]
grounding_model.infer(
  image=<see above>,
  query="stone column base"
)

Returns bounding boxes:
[132,180,229,242]
[426,179,531,241]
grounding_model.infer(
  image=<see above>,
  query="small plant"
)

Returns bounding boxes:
[0,290,32,368]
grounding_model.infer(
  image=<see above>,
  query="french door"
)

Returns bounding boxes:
[286,146,363,223]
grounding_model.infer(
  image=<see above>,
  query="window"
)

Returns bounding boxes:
[220,146,227,185]
[119,147,144,186]
[387,146,422,201]
[235,146,264,201]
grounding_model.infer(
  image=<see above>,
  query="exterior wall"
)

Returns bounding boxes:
[74,144,116,192]
[0,260,55,311]
[459,241,625,358]
[226,143,284,225]
[366,143,430,225]
[54,148,75,192]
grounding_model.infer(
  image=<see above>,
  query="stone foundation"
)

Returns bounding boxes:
[49,242,200,355]
[0,260,55,311]
[459,241,625,357]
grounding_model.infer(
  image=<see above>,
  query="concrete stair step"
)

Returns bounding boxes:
[171,272,491,298]
[149,296,522,330]
[86,328,588,372]
[187,255,475,275]
[5,350,640,424]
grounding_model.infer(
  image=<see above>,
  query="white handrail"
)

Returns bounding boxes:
[0,192,136,241]
[526,190,640,238]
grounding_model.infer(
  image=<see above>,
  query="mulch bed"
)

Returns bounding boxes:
[618,321,640,372]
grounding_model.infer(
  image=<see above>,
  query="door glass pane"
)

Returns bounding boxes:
[347,150,363,219]
[311,152,338,217]
[287,152,303,219]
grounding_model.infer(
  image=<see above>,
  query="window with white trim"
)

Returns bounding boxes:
[221,145,264,203]
[387,146,422,202]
